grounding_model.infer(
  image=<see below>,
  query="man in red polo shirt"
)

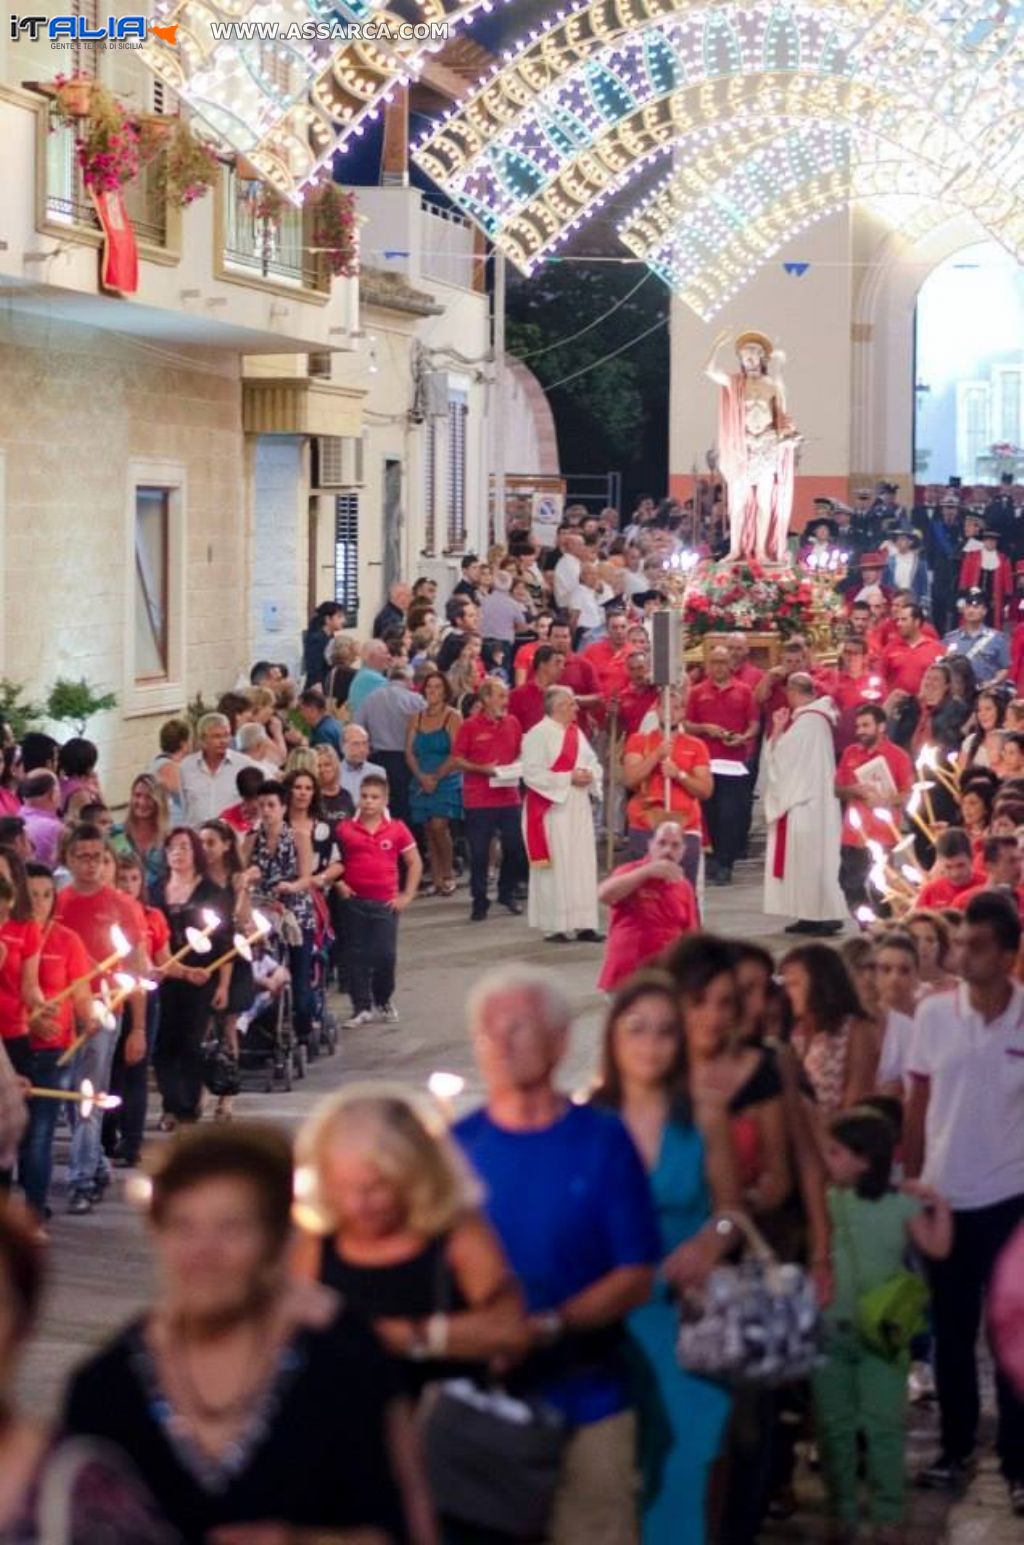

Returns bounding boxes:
[950,835,1024,913]
[581,609,631,696]
[914,829,985,911]
[614,648,658,737]
[726,632,764,693]
[508,646,564,735]
[452,678,525,923]
[835,704,914,909]
[549,619,602,733]
[622,680,711,885]
[883,603,945,708]
[687,642,760,885]
[755,635,836,725]
[336,773,422,1028]
[597,821,699,992]
[54,823,145,1215]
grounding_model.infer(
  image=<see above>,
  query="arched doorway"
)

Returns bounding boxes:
[914,242,1024,487]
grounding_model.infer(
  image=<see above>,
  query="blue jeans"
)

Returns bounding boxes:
[68,1026,118,1191]
[19,1046,74,1215]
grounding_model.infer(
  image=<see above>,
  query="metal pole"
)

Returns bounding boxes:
[662,683,672,810]
[492,248,507,543]
[605,705,618,874]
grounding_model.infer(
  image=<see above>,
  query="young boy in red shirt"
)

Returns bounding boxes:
[336,775,422,1028]
[914,829,985,911]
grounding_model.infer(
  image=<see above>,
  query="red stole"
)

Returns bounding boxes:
[524,724,579,867]
[770,708,834,881]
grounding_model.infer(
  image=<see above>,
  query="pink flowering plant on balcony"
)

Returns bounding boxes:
[152,120,220,208]
[311,184,358,278]
[52,78,139,192]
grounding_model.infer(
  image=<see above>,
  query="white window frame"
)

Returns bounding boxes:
[0,450,6,678]
[124,459,187,717]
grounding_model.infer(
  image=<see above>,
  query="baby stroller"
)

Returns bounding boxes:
[235,897,299,1093]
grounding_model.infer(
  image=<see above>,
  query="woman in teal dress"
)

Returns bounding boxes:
[592,968,739,1544]
[405,671,463,896]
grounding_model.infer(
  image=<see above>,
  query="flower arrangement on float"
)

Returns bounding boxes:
[681,560,844,639]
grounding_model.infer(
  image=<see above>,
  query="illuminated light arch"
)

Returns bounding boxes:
[410,0,1024,309]
[141,0,511,195]
[463,74,1014,271]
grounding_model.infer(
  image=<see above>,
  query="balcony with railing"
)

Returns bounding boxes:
[419,198,477,291]
[221,168,328,296]
[44,118,168,248]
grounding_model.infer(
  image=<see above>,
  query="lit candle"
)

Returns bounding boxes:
[202,910,272,974]
[34,923,131,1017]
[26,1078,120,1118]
[157,907,221,974]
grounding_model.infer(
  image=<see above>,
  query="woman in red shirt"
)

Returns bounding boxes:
[0,847,45,1077]
[21,863,93,1221]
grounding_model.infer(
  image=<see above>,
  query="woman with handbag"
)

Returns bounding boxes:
[591,968,739,1544]
[814,1108,952,1544]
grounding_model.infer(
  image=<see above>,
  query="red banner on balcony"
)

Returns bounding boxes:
[88,187,138,295]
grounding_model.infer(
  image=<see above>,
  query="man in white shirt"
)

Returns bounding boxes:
[179,714,260,827]
[905,891,1024,1511]
[553,530,586,612]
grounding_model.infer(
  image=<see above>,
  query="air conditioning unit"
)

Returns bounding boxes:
[422,371,450,417]
[313,434,364,488]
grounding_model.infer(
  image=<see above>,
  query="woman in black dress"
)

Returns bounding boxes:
[199,820,255,1118]
[293,1085,526,1395]
[62,1124,432,1543]
[151,828,232,1129]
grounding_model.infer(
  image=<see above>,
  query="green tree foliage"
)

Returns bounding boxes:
[0,679,45,741]
[45,678,118,736]
[505,262,669,498]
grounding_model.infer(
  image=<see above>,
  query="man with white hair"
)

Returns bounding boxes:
[480,568,528,674]
[455,966,659,1545]
[347,639,391,715]
[521,686,604,942]
[178,713,259,827]
[763,672,846,935]
[339,724,386,809]
[597,820,699,991]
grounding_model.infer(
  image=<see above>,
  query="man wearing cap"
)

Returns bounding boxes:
[883,528,929,607]
[944,590,1009,690]
[850,487,882,550]
[960,528,1014,627]
[924,495,965,634]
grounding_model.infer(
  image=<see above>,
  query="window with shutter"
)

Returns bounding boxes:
[335,494,360,624]
[446,391,468,552]
[71,0,99,78]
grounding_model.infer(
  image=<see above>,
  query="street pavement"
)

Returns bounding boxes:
[16,853,1019,1541]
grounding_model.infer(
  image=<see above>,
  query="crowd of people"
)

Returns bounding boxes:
[0,483,1023,1541]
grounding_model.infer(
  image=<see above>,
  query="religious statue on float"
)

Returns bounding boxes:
[704,328,801,565]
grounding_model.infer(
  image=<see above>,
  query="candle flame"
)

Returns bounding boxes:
[848,807,863,830]
[428,1071,466,1103]
[110,924,131,957]
[185,927,213,955]
[201,908,220,929]
[233,931,254,963]
[900,864,924,885]
[252,910,272,937]
[855,905,876,925]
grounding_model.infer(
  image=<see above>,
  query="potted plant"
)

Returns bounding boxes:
[153,119,220,207]
[64,83,139,192]
[248,182,288,225]
[312,183,358,277]
[52,73,94,118]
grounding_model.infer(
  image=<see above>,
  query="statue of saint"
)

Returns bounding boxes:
[704,328,800,564]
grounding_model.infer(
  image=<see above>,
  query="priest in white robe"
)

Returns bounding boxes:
[763,673,847,934]
[521,686,604,942]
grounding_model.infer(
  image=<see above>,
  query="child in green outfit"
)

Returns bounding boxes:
[813,1107,952,1544]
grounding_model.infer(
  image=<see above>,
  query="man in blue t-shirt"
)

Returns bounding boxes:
[455,966,659,1545]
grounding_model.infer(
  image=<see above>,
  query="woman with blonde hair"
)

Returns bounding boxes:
[112,773,170,898]
[293,1084,526,1390]
[245,685,288,765]
[283,745,320,778]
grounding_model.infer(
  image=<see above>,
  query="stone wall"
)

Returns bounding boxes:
[0,313,248,804]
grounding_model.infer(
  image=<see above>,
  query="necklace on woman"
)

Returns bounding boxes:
[165,1322,279,1425]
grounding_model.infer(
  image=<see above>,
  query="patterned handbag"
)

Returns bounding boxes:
[676,1210,823,1386]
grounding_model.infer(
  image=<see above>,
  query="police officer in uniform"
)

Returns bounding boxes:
[942,587,1010,690]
